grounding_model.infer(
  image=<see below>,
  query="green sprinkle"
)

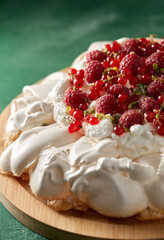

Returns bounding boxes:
[83,110,87,116]
[66,106,71,112]
[96,113,104,120]
[160,68,164,73]
[89,109,95,114]
[153,63,159,72]
[128,101,138,109]
[110,114,121,124]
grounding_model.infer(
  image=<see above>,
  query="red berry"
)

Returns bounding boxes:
[113,126,125,135]
[146,51,164,72]
[76,69,84,78]
[144,112,155,122]
[74,77,84,88]
[74,120,82,130]
[95,94,116,114]
[129,76,138,87]
[116,53,125,62]
[69,107,75,116]
[158,112,164,124]
[111,41,121,53]
[68,68,77,75]
[73,110,84,121]
[108,84,129,97]
[64,87,88,108]
[95,80,104,90]
[89,117,100,125]
[84,60,105,83]
[121,39,138,55]
[139,96,159,113]
[147,78,164,98]
[129,94,139,103]
[156,124,164,136]
[120,68,132,77]
[88,87,100,100]
[86,50,107,63]
[103,60,110,68]
[139,38,150,45]
[79,103,88,110]
[105,44,111,52]
[120,53,144,75]
[140,73,152,84]
[118,93,129,103]
[158,95,164,105]
[110,59,120,68]
[69,76,74,85]
[116,102,128,114]
[68,123,77,133]
[84,114,92,123]
[137,66,146,74]
[117,76,127,85]
[119,109,142,129]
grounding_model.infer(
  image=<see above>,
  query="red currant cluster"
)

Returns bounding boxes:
[64,37,164,135]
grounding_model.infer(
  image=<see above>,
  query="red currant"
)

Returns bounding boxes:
[117,76,127,85]
[95,80,104,90]
[157,124,164,136]
[158,95,163,105]
[105,44,111,52]
[111,41,121,53]
[88,88,100,100]
[140,73,152,84]
[144,112,155,122]
[73,110,84,121]
[110,59,120,68]
[74,77,84,88]
[103,60,110,68]
[113,126,125,135]
[89,117,100,125]
[118,93,128,103]
[79,103,88,110]
[68,123,77,133]
[69,107,75,116]
[68,68,77,75]
[159,112,164,124]
[76,69,84,78]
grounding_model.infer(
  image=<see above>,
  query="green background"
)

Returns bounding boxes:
[0,0,164,239]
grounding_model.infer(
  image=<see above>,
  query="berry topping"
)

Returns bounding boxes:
[65,36,164,136]
[147,78,164,98]
[95,94,116,114]
[121,39,138,55]
[84,60,105,83]
[64,87,88,108]
[139,96,159,113]
[146,51,164,72]
[108,84,129,97]
[119,109,142,129]
[120,53,144,75]
[86,50,107,63]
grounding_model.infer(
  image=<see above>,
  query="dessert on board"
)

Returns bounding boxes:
[1,36,164,220]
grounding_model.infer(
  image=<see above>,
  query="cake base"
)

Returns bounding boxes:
[1,69,164,240]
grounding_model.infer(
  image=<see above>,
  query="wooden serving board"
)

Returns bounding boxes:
[1,69,164,240]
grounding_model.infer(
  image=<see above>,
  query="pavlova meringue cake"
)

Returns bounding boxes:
[1,36,164,220]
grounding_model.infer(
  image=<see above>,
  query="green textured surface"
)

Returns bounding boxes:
[0,0,164,239]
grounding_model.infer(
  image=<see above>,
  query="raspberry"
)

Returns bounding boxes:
[146,51,164,72]
[121,39,139,55]
[95,94,116,114]
[86,50,107,63]
[147,78,164,98]
[108,84,129,97]
[139,96,159,113]
[84,60,105,83]
[120,53,144,75]
[119,109,142,129]
[64,87,88,108]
